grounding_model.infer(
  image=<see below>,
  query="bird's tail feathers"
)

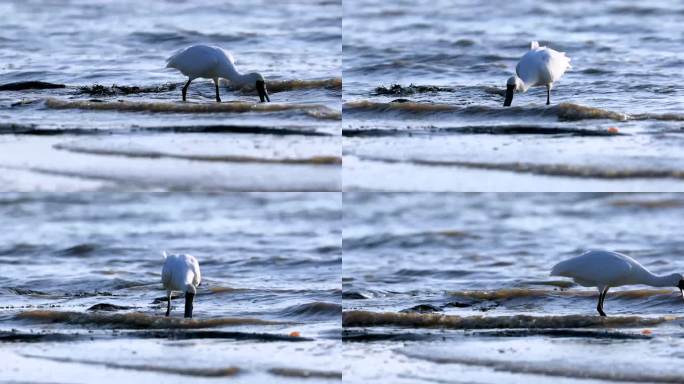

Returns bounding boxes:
[162,251,168,259]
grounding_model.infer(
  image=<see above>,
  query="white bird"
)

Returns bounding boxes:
[166,44,270,103]
[551,250,684,316]
[503,41,571,107]
[161,252,201,318]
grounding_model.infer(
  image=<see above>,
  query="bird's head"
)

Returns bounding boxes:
[676,274,684,298]
[246,72,270,102]
[503,76,523,107]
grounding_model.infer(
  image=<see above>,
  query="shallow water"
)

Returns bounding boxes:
[343,193,684,383]
[343,0,684,191]
[0,193,341,382]
[0,0,341,191]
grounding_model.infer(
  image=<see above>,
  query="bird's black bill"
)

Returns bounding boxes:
[184,292,194,318]
[503,84,515,107]
[256,80,270,103]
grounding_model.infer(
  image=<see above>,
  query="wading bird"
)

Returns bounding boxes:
[503,41,571,106]
[161,252,201,318]
[551,250,684,316]
[166,44,270,103]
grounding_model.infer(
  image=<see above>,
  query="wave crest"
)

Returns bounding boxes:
[15,310,283,329]
[44,98,341,120]
[342,310,674,329]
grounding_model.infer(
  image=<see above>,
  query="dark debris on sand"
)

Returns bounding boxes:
[87,303,135,312]
[400,304,443,313]
[374,83,453,96]
[78,83,177,96]
[0,81,65,91]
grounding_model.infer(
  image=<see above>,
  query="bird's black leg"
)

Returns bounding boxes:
[165,292,171,317]
[597,287,609,317]
[546,85,551,105]
[214,79,221,103]
[184,292,195,318]
[182,79,192,102]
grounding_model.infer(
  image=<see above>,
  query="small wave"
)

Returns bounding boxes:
[277,302,342,320]
[342,311,674,329]
[343,125,622,137]
[0,81,65,91]
[398,351,684,383]
[44,98,341,120]
[609,198,684,209]
[472,329,653,339]
[53,144,341,165]
[21,354,240,377]
[447,288,673,300]
[343,230,479,250]
[1,329,309,343]
[266,77,341,93]
[15,310,283,329]
[360,156,684,180]
[0,124,330,137]
[268,367,342,379]
[344,101,680,122]
[56,243,98,257]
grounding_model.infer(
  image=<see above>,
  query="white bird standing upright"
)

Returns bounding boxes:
[161,252,201,318]
[551,250,684,316]
[166,44,270,103]
[503,41,571,107]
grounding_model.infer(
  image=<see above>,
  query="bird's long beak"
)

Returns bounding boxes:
[184,292,194,318]
[256,80,270,103]
[503,84,515,107]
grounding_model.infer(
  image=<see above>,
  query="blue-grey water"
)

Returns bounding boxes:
[343,193,684,383]
[343,0,684,191]
[0,0,341,191]
[0,193,341,383]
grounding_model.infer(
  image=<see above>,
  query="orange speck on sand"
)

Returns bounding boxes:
[641,329,652,335]
[607,127,619,134]
[289,331,301,337]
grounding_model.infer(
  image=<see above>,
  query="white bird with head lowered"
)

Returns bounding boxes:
[504,41,571,107]
[551,249,684,316]
[166,44,270,103]
[161,252,201,318]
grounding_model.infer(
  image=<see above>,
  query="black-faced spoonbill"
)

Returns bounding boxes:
[161,252,201,318]
[551,250,684,316]
[503,41,571,107]
[166,44,270,103]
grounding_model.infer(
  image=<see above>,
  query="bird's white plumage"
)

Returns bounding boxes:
[166,45,236,81]
[551,250,680,289]
[514,41,571,92]
[161,253,201,294]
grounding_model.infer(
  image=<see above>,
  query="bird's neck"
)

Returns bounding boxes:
[219,63,249,86]
[641,272,676,287]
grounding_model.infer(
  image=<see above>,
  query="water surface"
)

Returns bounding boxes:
[343,0,684,191]
[0,0,341,191]
[0,193,342,383]
[343,193,684,383]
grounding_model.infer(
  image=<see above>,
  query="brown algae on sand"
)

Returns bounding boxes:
[342,310,675,329]
[44,98,341,120]
[15,310,283,329]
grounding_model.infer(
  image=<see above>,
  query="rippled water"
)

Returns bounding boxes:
[343,193,684,383]
[0,193,341,383]
[0,0,341,191]
[343,0,684,191]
